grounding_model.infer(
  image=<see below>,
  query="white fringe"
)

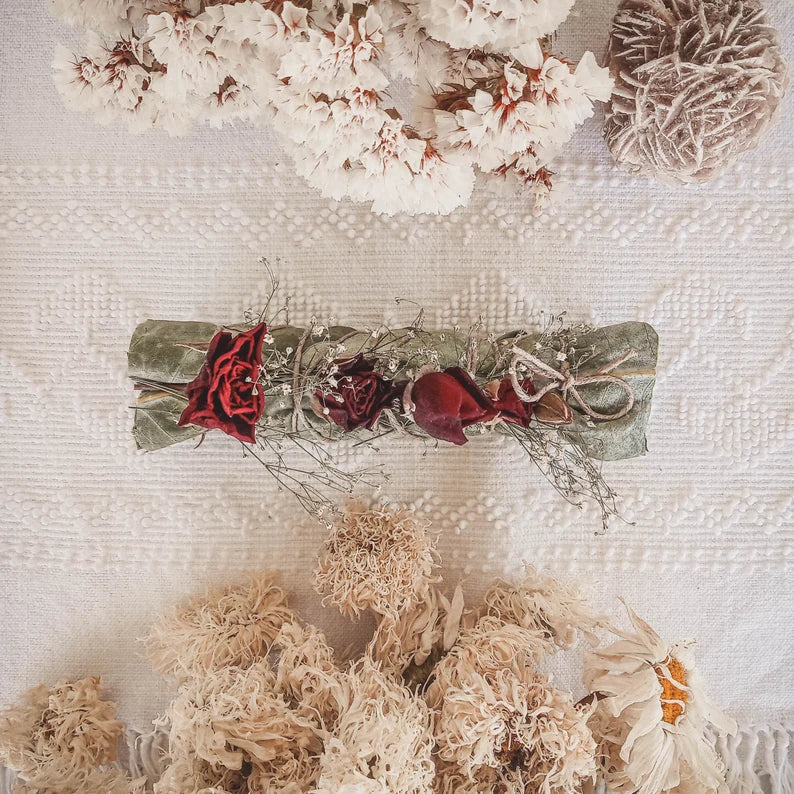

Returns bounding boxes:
[716,723,794,794]
[0,723,791,793]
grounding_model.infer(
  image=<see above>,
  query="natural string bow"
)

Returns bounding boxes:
[509,347,637,421]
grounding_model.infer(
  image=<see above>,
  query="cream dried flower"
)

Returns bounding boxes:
[475,564,605,661]
[314,659,435,794]
[164,660,322,787]
[145,573,295,682]
[313,502,439,619]
[0,677,124,787]
[583,605,736,794]
[370,584,464,681]
[275,619,346,724]
[153,753,248,794]
[13,768,147,794]
[416,0,575,51]
[426,621,597,793]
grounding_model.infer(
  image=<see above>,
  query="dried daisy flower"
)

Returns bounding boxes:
[426,621,597,793]
[370,584,464,683]
[275,619,346,724]
[583,605,736,794]
[475,564,605,661]
[13,768,147,794]
[313,502,439,619]
[145,573,296,682]
[164,660,322,789]
[605,0,789,183]
[314,658,435,793]
[0,677,124,787]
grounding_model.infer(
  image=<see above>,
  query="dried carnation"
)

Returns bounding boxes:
[145,573,295,682]
[314,659,435,793]
[13,768,146,794]
[313,502,439,619]
[370,584,464,681]
[0,677,124,787]
[164,660,322,789]
[153,753,248,794]
[605,0,789,183]
[584,605,736,794]
[274,619,346,724]
[426,622,597,793]
[475,564,605,661]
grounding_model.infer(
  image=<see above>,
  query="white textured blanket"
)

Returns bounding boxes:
[0,0,792,790]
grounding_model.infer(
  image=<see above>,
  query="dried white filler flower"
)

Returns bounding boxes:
[51,0,614,214]
[584,604,737,794]
[605,0,789,183]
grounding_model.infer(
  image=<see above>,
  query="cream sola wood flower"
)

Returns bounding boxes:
[52,0,613,214]
[583,605,737,794]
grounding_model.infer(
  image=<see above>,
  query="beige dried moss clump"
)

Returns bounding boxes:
[145,573,296,682]
[313,502,439,619]
[0,677,125,787]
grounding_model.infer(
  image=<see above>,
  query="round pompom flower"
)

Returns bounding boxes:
[145,573,295,682]
[0,677,124,788]
[313,502,439,619]
[604,0,789,183]
[426,621,598,793]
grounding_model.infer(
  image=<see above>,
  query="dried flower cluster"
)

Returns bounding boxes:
[52,0,613,214]
[0,677,144,793]
[605,0,789,183]
[0,504,736,794]
[131,287,659,528]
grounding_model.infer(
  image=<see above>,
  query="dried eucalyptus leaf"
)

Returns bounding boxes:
[128,320,218,384]
[566,322,658,461]
[132,392,202,451]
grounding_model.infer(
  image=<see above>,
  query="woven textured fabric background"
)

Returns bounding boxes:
[0,0,792,771]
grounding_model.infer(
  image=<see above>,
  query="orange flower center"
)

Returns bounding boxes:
[654,656,688,724]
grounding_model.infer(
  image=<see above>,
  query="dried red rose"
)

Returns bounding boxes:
[489,377,535,428]
[408,367,498,446]
[177,322,267,443]
[315,354,402,431]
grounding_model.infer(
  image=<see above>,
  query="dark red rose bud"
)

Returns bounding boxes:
[491,377,535,428]
[178,322,267,443]
[315,354,402,431]
[408,366,498,446]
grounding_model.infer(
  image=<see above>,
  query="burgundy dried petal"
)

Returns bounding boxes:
[178,322,267,443]
[410,367,498,445]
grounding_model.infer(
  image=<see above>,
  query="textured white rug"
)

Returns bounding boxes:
[0,0,792,790]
